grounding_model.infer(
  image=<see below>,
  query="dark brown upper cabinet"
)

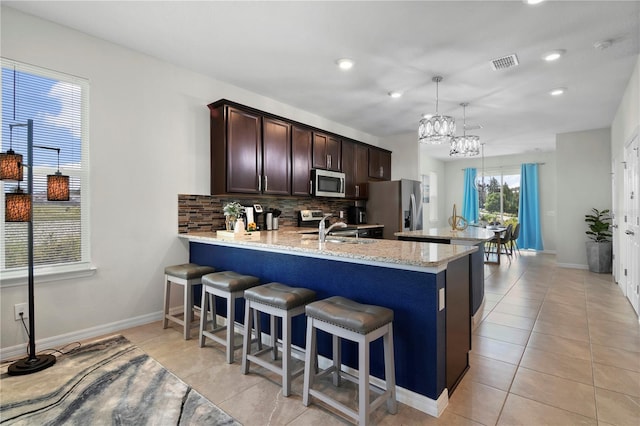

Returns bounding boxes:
[262,117,291,195]
[368,146,392,181]
[342,140,369,199]
[313,132,341,171]
[209,102,290,195]
[209,99,391,196]
[291,125,313,196]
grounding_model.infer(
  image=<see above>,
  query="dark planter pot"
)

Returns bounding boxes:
[585,241,612,273]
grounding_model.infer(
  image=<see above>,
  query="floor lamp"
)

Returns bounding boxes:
[1,119,70,375]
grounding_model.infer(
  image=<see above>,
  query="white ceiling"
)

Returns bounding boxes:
[5,1,640,161]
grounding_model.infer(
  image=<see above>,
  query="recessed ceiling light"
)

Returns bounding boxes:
[388,91,402,98]
[543,49,566,62]
[336,58,354,70]
[550,87,567,96]
[523,0,546,5]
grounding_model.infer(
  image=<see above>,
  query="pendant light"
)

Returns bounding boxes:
[418,76,456,144]
[5,185,31,222]
[46,147,69,201]
[450,103,480,157]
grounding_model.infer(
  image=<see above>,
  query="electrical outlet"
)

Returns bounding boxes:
[14,303,28,321]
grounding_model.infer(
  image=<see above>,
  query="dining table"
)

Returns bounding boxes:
[485,226,508,265]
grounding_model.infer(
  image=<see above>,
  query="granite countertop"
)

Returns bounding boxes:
[395,226,495,242]
[179,227,477,273]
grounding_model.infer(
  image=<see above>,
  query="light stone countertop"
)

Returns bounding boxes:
[179,227,477,273]
[395,226,495,243]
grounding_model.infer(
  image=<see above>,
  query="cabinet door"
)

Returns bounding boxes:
[355,144,369,198]
[292,125,313,196]
[342,140,356,198]
[262,117,291,195]
[327,136,342,171]
[313,133,341,171]
[227,106,261,193]
[313,133,328,169]
[369,147,392,181]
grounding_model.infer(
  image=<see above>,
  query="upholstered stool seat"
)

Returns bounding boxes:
[163,263,216,340]
[303,296,397,425]
[241,283,316,396]
[199,271,261,363]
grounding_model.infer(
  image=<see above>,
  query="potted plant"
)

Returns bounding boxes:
[223,201,243,231]
[584,208,612,273]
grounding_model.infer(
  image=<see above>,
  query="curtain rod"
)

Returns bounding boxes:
[462,162,545,171]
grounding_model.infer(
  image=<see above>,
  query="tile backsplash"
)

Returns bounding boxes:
[178,194,358,233]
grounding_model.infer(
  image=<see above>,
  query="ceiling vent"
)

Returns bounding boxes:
[490,54,519,70]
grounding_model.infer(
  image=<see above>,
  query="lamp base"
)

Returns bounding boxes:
[7,354,56,376]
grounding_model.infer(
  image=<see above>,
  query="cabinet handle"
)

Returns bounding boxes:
[258,176,261,192]
[356,185,359,197]
[626,230,635,236]
[264,175,268,192]
[327,154,332,169]
[379,166,384,177]
[309,180,313,195]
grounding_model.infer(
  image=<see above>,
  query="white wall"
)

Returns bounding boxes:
[556,128,611,268]
[441,151,557,252]
[380,132,447,228]
[0,7,379,350]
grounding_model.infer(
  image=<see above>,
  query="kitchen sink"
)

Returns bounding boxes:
[323,237,376,244]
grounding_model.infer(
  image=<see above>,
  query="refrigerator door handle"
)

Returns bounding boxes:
[410,193,417,231]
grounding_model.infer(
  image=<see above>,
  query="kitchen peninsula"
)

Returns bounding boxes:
[179,228,478,416]
[395,227,494,327]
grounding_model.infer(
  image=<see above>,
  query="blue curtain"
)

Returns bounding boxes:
[462,168,479,224]
[518,163,543,250]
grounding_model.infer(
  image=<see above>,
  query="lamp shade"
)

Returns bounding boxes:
[0,150,23,181]
[47,172,69,201]
[6,191,31,222]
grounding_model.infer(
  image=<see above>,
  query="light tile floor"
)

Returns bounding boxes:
[117,252,640,425]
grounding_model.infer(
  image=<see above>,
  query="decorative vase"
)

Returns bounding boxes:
[225,216,236,231]
[234,218,245,233]
[585,241,612,273]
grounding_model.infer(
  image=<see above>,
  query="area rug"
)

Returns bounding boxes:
[0,335,240,425]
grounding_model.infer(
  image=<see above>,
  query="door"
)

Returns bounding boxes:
[226,107,261,193]
[623,135,639,315]
[262,117,291,195]
[291,125,312,196]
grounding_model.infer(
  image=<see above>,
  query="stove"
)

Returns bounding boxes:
[297,210,329,228]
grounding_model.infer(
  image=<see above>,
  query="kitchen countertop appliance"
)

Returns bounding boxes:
[367,179,423,240]
[348,206,367,225]
[297,210,330,228]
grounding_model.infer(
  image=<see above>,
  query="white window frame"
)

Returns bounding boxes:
[0,58,94,288]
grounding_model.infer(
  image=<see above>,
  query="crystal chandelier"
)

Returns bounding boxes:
[450,103,480,157]
[418,76,455,144]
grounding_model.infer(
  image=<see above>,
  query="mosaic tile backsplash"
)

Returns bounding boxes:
[178,194,358,233]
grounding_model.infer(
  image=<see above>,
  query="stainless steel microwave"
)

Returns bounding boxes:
[311,169,346,198]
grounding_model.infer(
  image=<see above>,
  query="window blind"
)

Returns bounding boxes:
[1,58,90,271]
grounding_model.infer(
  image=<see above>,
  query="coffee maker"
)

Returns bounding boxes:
[347,206,367,224]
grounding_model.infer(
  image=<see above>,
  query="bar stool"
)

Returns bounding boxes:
[302,296,397,425]
[199,270,261,363]
[163,263,216,340]
[241,282,316,397]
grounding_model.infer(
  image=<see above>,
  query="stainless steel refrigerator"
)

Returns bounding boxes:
[367,179,423,239]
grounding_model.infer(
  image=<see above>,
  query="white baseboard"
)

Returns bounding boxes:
[557,263,588,269]
[1,311,163,361]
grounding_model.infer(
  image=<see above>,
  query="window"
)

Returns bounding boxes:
[477,168,520,225]
[1,59,90,282]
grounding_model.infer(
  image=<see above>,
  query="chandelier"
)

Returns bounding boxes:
[450,103,480,157]
[418,76,455,144]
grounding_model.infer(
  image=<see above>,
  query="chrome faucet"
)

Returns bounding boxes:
[319,213,347,243]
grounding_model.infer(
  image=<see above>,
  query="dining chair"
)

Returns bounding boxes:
[509,223,521,256]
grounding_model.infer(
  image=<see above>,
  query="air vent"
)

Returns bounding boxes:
[490,54,519,70]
